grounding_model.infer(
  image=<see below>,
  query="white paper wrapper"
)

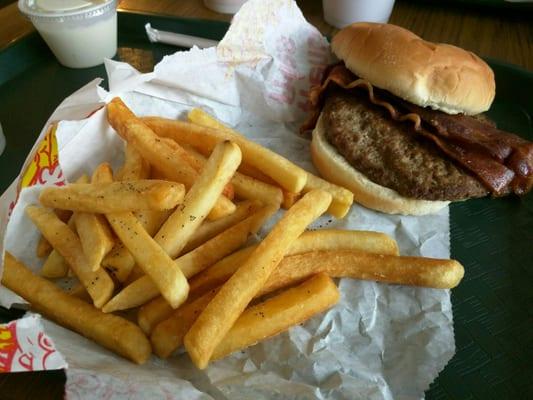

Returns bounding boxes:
[0,1,455,398]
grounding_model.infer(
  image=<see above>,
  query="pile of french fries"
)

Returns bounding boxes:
[1,98,465,368]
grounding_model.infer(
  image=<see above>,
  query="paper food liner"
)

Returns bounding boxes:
[0,1,455,398]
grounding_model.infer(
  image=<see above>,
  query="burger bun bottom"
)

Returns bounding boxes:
[310,114,450,215]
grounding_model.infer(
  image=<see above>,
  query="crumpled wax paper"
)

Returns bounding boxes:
[0,0,455,398]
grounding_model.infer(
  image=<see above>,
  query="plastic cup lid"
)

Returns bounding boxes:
[19,0,115,19]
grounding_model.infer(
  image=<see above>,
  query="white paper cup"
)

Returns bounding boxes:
[323,0,395,28]
[204,0,248,14]
[18,0,117,69]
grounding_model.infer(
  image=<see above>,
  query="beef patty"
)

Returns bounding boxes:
[322,91,488,201]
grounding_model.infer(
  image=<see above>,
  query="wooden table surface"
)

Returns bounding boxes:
[0,0,531,398]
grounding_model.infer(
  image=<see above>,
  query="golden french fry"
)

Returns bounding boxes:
[237,162,276,184]
[74,211,114,271]
[124,264,145,285]
[41,249,70,278]
[106,211,189,309]
[184,189,332,369]
[290,229,399,256]
[102,275,160,313]
[104,204,277,313]
[115,143,151,181]
[212,273,338,360]
[183,200,262,253]
[165,140,235,200]
[188,229,399,302]
[41,176,89,278]
[26,206,114,308]
[2,253,151,364]
[154,141,242,259]
[36,236,53,258]
[304,173,353,218]
[231,172,283,206]
[64,283,92,302]
[106,98,234,220]
[138,295,176,335]
[143,113,307,193]
[102,209,171,282]
[280,190,301,209]
[151,289,218,358]
[39,180,185,213]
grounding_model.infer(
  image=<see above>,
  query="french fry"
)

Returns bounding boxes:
[151,289,218,358]
[212,273,339,360]
[74,210,114,271]
[26,206,114,308]
[184,189,332,369]
[102,276,160,313]
[303,173,353,218]
[280,190,301,209]
[143,113,307,193]
[154,141,242,259]
[103,204,277,313]
[42,248,70,279]
[39,180,185,213]
[41,176,89,278]
[106,211,189,309]
[182,200,262,253]
[263,250,466,291]
[166,140,234,200]
[106,98,235,220]
[138,295,177,335]
[115,143,151,181]
[231,172,283,206]
[64,283,92,302]
[2,253,151,364]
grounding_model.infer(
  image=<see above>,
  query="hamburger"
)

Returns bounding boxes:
[304,23,533,215]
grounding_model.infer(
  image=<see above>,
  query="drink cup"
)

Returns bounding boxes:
[18,0,117,69]
[323,0,395,28]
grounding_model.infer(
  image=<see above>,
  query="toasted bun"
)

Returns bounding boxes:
[311,115,449,215]
[332,23,495,115]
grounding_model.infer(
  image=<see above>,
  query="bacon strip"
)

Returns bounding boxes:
[303,64,533,196]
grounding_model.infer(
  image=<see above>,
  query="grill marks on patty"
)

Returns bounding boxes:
[323,91,488,201]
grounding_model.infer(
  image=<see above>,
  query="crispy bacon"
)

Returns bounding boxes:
[303,64,533,196]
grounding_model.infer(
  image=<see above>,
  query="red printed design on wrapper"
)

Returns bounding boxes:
[0,323,19,372]
[6,124,64,219]
[0,317,66,372]
[267,35,330,111]
[20,124,65,190]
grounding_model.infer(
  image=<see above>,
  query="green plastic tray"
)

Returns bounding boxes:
[0,10,532,400]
